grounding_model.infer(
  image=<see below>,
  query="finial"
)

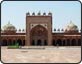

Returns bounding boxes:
[8,21,10,24]
[70,20,72,23]
[70,20,74,24]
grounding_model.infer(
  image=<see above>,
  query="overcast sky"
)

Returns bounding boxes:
[1,1,81,32]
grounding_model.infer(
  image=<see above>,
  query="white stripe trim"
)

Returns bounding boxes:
[1,35,81,36]
[64,35,81,36]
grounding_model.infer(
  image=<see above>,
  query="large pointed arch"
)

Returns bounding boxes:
[30,25,48,46]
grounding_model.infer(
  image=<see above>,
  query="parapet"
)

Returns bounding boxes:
[26,12,52,16]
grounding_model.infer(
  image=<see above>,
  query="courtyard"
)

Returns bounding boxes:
[1,46,81,63]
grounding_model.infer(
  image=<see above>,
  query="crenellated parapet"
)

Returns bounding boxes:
[26,11,52,16]
[16,29,26,33]
[53,28,81,33]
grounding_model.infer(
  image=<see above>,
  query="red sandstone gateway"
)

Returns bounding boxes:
[1,12,81,46]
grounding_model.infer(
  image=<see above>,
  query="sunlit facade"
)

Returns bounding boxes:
[1,12,81,46]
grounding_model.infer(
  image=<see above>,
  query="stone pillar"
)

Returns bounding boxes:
[42,39,44,46]
[69,40,71,46]
[55,40,57,46]
[22,40,23,46]
[76,39,78,46]
[61,40,63,46]
[70,39,72,46]
[35,40,37,46]
[26,23,30,46]
[47,23,52,46]
[65,40,67,46]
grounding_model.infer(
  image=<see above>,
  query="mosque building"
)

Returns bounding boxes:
[1,12,81,46]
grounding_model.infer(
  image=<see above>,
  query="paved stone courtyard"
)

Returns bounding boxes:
[1,46,81,63]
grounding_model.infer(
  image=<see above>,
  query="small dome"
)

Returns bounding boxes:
[65,21,78,33]
[43,12,46,15]
[54,28,56,31]
[32,12,35,15]
[19,29,21,31]
[26,12,30,15]
[48,12,52,15]
[38,11,41,15]
[22,29,24,31]
[61,29,64,31]
[3,22,17,33]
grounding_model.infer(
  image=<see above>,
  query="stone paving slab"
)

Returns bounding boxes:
[1,46,81,63]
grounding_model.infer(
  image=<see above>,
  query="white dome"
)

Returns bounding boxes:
[3,22,17,33]
[65,21,78,32]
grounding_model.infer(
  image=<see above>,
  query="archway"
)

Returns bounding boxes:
[62,40,66,46]
[13,40,16,45]
[37,39,42,46]
[30,25,48,46]
[71,39,76,46]
[31,40,35,45]
[67,39,70,46]
[8,39,12,45]
[2,39,7,46]
[52,40,55,46]
[56,39,62,46]
[44,40,47,45]
[17,39,22,46]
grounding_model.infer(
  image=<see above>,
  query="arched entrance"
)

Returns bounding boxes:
[62,40,66,46]
[13,40,16,45]
[17,39,22,46]
[67,39,70,46]
[37,39,42,45]
[71,39,76,46]
[2,39,7,46]
[44,40,47,45]
[30,25,48,46]
[8,39,12,45]
[52,40,55,46]
[56,39,62,46]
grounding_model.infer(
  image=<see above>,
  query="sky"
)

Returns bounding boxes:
[1,1,81,32]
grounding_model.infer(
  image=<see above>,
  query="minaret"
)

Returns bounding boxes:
[70,20,72,24]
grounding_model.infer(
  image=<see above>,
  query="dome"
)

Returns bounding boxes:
[32,12,35,15]
[3,22,17,33]
[26,12,30,15]
[65,21,78,33]
[48,12,52,15]
[38,11,41,15]
[43,12,46,15]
